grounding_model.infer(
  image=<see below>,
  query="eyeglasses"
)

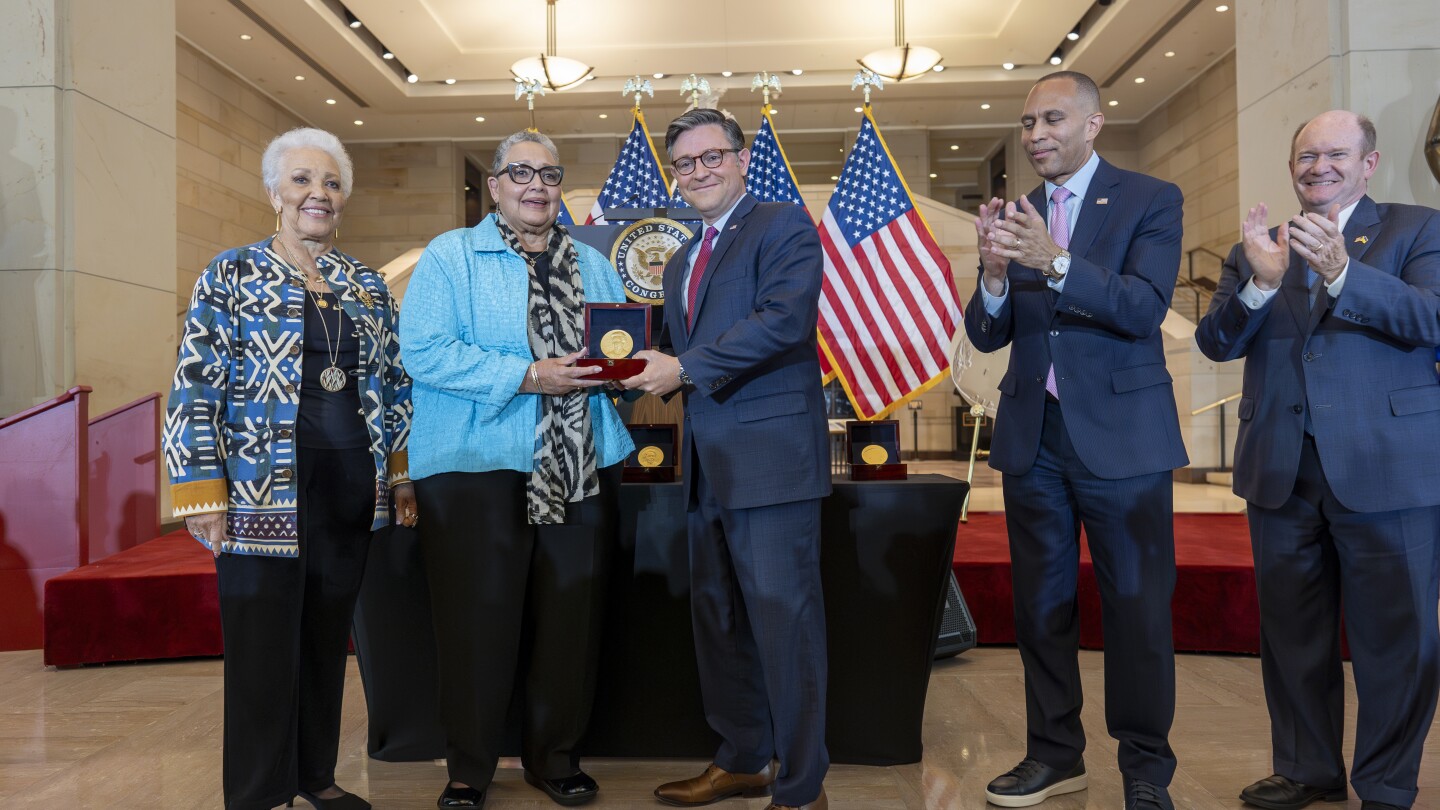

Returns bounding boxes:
[498,163,565,186]
[671,148,740,176]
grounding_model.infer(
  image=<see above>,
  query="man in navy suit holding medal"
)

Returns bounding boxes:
[621,107,831,810]
[1198,110,1440,810]
[963,71,1188,809]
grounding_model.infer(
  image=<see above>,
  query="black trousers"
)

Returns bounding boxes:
[416,464,619,789]
[1001,400,1178,785]
[1249,435,1440,808]
[214,445,375,810]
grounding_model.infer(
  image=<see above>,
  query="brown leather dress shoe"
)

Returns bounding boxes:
[654,762,778,806]
[765,786,828,810]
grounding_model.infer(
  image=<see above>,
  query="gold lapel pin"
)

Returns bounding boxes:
[1095,198,1109,205]
[356,288,375,307]
[1354,235,1369,244]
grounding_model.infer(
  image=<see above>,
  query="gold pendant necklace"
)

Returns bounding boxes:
[278,240,347,392]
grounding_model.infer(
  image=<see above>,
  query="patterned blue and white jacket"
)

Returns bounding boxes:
[163,238,412,556]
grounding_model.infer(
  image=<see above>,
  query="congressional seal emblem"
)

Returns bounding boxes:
[611,218,692,305]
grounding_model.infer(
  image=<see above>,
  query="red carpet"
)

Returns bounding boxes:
[954,513,1261,654]
[45,515,1266,667]
[43,531,221,667]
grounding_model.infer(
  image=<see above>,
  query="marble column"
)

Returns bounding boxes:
[1237,0,1440,216]
[0,0,177,418]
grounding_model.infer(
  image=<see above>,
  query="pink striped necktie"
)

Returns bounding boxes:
[686,226,718,329]
[1045,187,1074,400]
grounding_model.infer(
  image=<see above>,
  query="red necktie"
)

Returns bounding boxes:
[686,226,718,329]
[1045,187,1073,400]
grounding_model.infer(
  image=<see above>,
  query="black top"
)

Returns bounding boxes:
[525,249,552,297]
[298,291,369,449]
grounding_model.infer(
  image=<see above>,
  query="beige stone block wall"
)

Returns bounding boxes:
[175,41,305,317]
[1137,51,1240,294]
[344,143,464,269]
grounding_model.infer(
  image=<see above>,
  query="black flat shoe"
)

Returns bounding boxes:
[1240,774,1347,810]
[437,783,486,808]
[289,786,371,809]
[524,770,599,806]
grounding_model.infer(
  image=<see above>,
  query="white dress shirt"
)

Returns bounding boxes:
[1236,199,1358,310]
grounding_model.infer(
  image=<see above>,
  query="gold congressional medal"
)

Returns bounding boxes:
[600,329,634,359]
[861,444,889,465]
[637,446,665,468]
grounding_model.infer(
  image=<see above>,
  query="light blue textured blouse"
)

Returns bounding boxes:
[399,215,635,480]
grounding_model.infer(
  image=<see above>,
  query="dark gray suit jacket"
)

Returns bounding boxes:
[1196,195,1440,512]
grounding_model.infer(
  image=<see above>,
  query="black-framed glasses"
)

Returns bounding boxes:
[671,148,740,176]
[498,162,565,186]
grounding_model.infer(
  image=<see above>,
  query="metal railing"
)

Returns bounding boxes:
[1176,246,1226,322]
[1191,391,1241,471]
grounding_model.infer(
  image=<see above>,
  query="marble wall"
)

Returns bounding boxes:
[342,142,465,271]
[1,0,177,419]
[175,41,306,319]
[1237,0,1440,218]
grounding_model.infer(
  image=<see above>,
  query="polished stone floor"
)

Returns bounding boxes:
[4,646,1439,809]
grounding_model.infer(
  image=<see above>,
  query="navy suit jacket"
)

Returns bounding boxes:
[962,158,1189,479]
[1195,196,1440,513]
[662,194,832,510]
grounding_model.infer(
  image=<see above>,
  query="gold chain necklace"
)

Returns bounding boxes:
[278,240,348,393]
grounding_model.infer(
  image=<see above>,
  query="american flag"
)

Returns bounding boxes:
[819,110,961,420]
[588,110,671,224]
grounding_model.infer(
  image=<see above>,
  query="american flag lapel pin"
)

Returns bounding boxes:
[1095,197,1109,205]
[729,224,738,230]
[1355,235,1369,244]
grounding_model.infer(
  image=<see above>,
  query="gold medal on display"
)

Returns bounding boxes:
[600,329,634,359]
[636,446,665,468]
[860,444,889,465]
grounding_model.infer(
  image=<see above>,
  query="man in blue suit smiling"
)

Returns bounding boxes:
[1197,111,1440,810]
[622,108,831,810]
[963,71,1188,810]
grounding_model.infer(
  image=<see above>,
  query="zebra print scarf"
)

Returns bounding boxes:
[495,213,597,524]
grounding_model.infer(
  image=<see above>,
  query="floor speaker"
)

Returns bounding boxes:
[935,571,977,659]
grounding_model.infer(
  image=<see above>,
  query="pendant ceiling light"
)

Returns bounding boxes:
[510,0,593,92]
[858,0,943,82]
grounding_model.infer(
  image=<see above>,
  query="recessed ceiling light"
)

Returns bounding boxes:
[239,34,253,41]
[444,78,456,85]
[929,172,938,178]
[981,103,991,110]
[382,51,394,60]
[294,75,305,81]
[1002,62,1015,70]
[830,175,839,181]
[1215,4,1229,11]
[770,107,778,113]
[1165,51,1176,57]
[791,69,803,76]
[349,19,362,29]
[325,98,336,105]
[932,64,945,72]
[474,116,486,122]
[1050,55,1063,66]
[1134,76,1146,83]
[353,120,363,125]
[1067,28,1080,41]
[950,144,960,151]
[1108,100,1119,106]
[407,73,418,83]
[599,113,608,119]
[653,72,664,79]
[722,70,733,77]
[854,106,863,113]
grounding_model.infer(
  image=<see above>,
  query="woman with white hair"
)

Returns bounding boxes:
[163,127,414,810]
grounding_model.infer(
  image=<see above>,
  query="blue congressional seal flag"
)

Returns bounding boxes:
[610,218,692,304]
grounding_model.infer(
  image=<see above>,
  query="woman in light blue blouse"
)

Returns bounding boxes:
[399,130,634,809]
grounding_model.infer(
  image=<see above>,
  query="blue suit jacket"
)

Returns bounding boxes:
[662,194,831,510]
[963,158,1189,479]
[1195,196,1440,513]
